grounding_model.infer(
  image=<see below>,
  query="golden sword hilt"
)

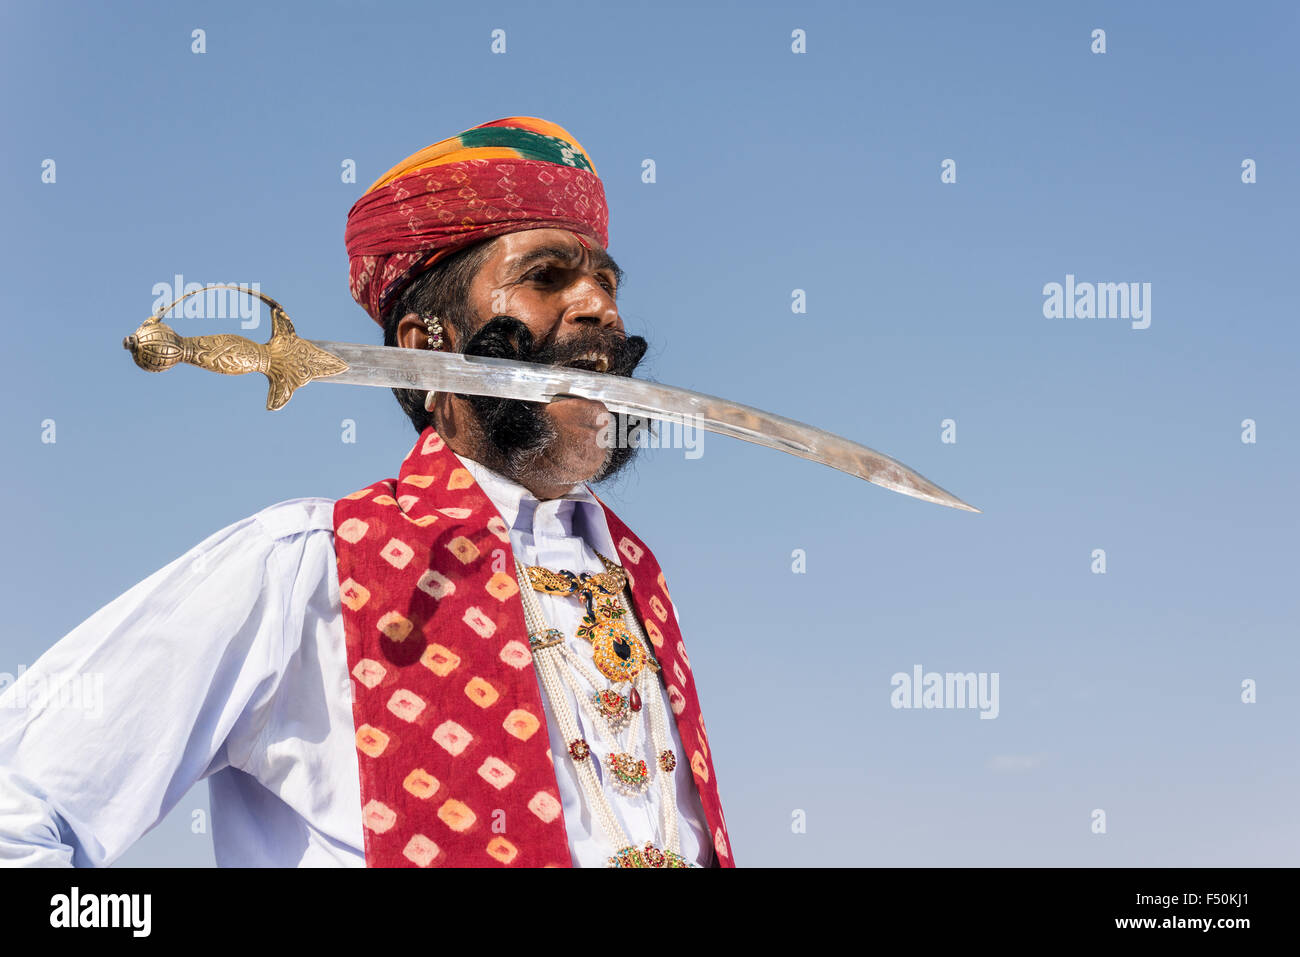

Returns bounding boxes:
[122,285,348,410]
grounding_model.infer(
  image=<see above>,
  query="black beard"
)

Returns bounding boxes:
[456,316,650,486]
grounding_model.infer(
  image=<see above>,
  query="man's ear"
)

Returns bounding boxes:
[395,311,426,350]
[396,311,461,351]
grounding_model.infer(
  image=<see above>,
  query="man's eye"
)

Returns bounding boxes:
[524,265,615,295]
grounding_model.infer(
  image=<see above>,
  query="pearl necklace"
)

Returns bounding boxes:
[516,559,688,867]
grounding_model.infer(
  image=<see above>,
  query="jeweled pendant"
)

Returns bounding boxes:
[658,749,676,772]
[629,687,642,712]
[590,619,647,684]
[593,689,630,730]
[568,739,592,762]
[607,752,650,794]
[606,842,690,868]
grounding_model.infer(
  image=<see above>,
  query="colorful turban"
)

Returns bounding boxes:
[344,116,610,326]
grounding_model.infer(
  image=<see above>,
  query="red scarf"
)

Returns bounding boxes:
[332,427,734,867]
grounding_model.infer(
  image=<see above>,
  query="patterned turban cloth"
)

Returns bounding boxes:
[344,116,610,327]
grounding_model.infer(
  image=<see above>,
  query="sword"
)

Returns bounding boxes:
[122,286,979,512]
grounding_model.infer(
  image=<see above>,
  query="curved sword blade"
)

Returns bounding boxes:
[309,340,980,512]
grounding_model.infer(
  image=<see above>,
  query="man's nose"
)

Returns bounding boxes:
[562,278,623,334]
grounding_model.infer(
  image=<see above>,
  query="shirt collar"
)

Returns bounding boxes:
[453,453,615,555]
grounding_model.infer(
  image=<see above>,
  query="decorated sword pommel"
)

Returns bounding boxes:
[122,285,349,410]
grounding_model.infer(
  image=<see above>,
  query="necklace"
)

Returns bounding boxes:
[526,559,650,684]
[527,552,666,795]
[516,557,688,868]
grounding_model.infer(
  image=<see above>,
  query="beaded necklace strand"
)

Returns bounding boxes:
[515,558,688,868]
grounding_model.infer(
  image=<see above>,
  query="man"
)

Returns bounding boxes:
[0,117,733,868]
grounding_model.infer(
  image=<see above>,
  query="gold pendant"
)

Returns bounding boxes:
[589,617,647,684]
[607,842,690,868]
[607,752,650,795]
[593,689,631,730]
[526,558,648,685]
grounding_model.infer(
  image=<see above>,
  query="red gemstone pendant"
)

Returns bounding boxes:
[629,688,642,712]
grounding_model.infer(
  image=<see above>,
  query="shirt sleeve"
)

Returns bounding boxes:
[0,498,336,867]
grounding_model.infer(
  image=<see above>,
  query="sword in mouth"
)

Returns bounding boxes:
[123,286,980,513]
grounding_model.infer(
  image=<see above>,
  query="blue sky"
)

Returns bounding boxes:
[2,0,1297,866]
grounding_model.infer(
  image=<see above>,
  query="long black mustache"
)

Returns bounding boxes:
[456,316,650,477]
[461,316,647,376]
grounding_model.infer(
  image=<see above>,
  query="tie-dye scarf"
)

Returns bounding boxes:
[333,427,735,867]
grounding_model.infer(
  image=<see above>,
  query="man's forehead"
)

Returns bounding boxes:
[496,229,613,268]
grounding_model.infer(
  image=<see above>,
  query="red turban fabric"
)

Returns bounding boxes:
[344,117,610,327]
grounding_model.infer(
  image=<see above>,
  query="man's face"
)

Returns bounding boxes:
[444,228,647,495]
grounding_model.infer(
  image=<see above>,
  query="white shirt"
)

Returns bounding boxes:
[0,453,712,867]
